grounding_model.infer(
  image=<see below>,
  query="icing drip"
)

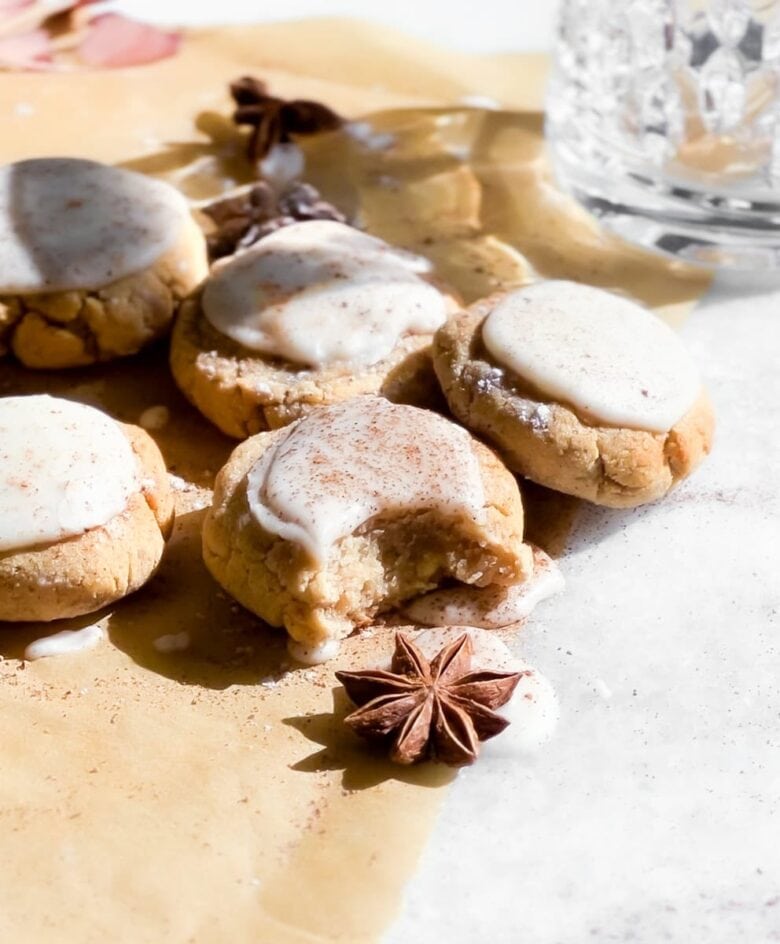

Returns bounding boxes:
[202,220,447,368]
[246,397,487,564]
[404,545,564,628]
[412,627,559,753]
[0,157,193,293]
[24,624,106,661]
[0,395,139,552]
[482,280,701,433]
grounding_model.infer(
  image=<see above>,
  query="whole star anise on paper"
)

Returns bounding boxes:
[230,75,343,162]
[201,180,348,260]
[335,632,522,767]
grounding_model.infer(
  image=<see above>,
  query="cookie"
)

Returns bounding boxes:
[433,281,714,507]
[0,158,208,368]
[170,220,457,438]
[0,395,174,622]
[203,396,533,647]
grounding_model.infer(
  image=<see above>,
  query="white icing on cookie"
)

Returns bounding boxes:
[482,280,701,433]
[202,220,447,368]
[0,157,192,293]
[0,395,139,552]
[246,397,486,564]
[404,545,564,629]
[412,626,559,753]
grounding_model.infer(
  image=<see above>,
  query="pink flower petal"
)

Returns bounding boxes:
[0,0,35,14]
[78,12,180,68]
[0,27,52,69]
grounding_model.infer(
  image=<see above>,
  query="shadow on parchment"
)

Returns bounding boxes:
[284,688,457,792]
[0,342,234,488]
[104,506,297,690]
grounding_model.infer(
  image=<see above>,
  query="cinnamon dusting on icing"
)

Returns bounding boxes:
[201,220,447,368]
[0,158,193,294]
[245,397,487,563]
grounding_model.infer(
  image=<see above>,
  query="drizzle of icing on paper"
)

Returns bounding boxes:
[404,545,564,629]
[413,626,559,754]
[24,624,105,661]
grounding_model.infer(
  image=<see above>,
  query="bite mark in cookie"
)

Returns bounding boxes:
[403,544,564,629]
[202,397,533,646]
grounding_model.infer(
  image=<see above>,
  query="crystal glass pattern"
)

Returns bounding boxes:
[546,0,780,268]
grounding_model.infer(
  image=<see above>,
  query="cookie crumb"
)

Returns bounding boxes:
[153,632,190,653]
[139,405,170,430]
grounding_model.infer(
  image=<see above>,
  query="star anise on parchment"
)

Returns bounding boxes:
[201,180,348,260]
[335,632,522,767]
[230,75,344,162]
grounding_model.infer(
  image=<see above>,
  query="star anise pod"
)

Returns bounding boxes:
[335,632,522,767]
[230,75,343,162]
[201,180,348,261]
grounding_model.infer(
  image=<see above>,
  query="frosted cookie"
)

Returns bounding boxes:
[433,280,714,507]
[170,220,457,438]
[0,158,208,368]
[203,396,533,648]
[0,395,174,622]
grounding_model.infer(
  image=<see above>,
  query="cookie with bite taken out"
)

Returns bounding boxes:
[202,396,534,649]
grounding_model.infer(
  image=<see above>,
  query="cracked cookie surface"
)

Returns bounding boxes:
[170,221,458,438]
[0,217,207,369]
[170,286,449,437]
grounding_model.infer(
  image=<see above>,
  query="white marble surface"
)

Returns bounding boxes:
[387,275,780,942]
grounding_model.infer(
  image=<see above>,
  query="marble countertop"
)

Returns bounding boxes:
[388,272,780,942]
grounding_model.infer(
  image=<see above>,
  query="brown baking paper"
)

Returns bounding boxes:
[0,20,710,944]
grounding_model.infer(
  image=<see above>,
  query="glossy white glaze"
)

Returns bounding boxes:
[24,624,105,661]
[202,220,447,367]
[0,395,138,552]
[482,280,700,432]
[246,397,486,563]
[404,545,564,628]
[0,157,192,293]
